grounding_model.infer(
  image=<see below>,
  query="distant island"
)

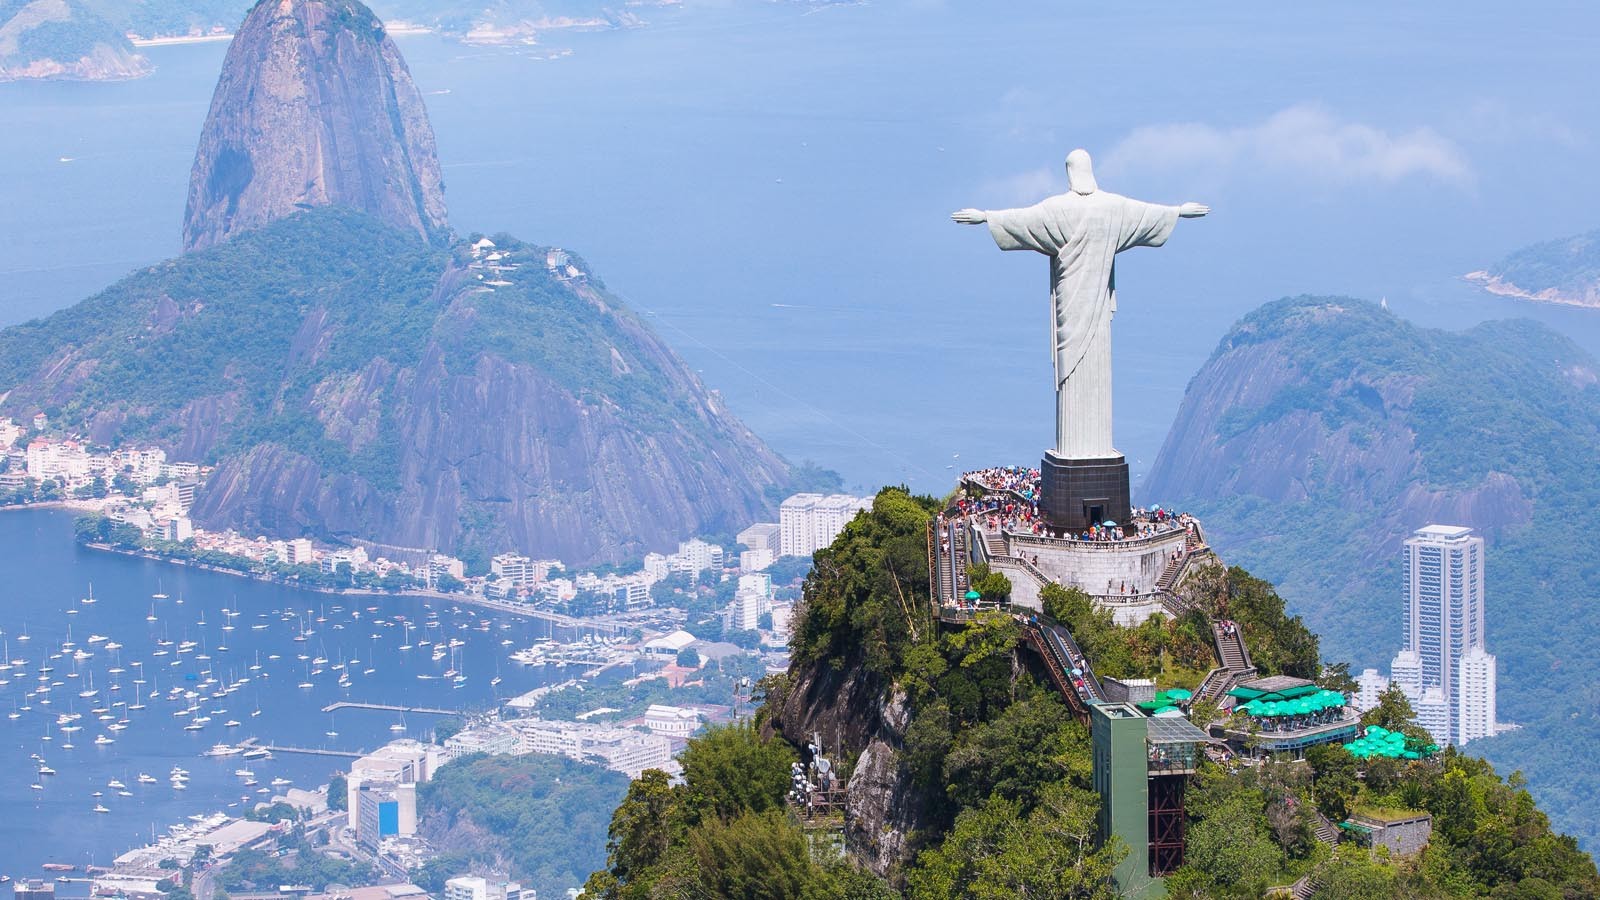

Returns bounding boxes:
[0,0,151,82]
[0,0,667,82]
[1467,227,1600,309]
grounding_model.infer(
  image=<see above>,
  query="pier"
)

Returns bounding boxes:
[239,737,361,758]
[320,701,463,715]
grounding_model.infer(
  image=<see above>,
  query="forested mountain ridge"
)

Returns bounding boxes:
[1143,295,1600,852]
[580,488,1599,898]
[0,209,788,564]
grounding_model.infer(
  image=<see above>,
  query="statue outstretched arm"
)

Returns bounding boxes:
[951,208,987,224]
[1178,202,1210,218]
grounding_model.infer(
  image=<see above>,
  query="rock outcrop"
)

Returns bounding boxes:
[770,648,935,879]
[182,0,448,252]
[0,0,152,82]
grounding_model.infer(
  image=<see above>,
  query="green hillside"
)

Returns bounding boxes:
[0,207,786,564]
[1143,296,1600,852]
[580,490,1598,898]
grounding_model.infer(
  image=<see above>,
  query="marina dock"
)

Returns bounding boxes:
[239,737,361,758]
[320,701,463,715]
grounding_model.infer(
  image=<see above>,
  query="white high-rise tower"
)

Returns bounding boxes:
[1389,524,1496,746]
[1456,646,1498,745]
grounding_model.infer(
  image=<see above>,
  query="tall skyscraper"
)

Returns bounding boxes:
[1389,524,1495,746]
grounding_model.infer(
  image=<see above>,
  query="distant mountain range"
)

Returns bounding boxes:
[0,0,790,565]
[1144,295,1600,851]
[1467,227,1600,309]
[0,0,655,82]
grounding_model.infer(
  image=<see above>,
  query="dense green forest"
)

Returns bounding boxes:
[417,753,630,897]
[582,489,1597,898]
[1147,297,1600,852]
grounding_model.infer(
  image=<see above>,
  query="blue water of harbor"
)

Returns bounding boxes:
[0,509,581,882]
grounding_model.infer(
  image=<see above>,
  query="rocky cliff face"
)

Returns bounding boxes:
[0,210,787,565]
[0,0,152,82]
[182,0,448,252]
[770,647,935,879]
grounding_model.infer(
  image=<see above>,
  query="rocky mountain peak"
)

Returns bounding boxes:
[181,0,449,252]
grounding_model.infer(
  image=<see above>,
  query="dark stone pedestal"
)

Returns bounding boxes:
[1039,451,1131,533]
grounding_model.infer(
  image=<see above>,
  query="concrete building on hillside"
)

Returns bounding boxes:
[671,539,723,577]
[346,739,439,830]
[1388,525,1496,746]
[724,588,765,633]
[779,493,870,557]
[1354,668,1390,713]
[738,522,781,556]
[444,876,526,900]
[1456,645,1498,745]
[356,780,417,848]
[491,553,533,587]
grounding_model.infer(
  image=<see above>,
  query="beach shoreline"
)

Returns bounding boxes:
[74,538,624,634]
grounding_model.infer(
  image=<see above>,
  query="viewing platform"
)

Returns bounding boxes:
[933,466,1217,624]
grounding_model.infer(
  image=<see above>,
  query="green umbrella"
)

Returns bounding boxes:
[964,590,981,600]
[1152,706,1181,717]
[1166,688,1193,701]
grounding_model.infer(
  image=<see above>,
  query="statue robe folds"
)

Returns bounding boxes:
[986,191,1178,460]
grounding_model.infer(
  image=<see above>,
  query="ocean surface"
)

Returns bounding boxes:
[0,509,577,883]
[2,1,1598,494]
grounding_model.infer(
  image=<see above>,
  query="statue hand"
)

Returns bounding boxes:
[951,208,987,225]
[1178,202,1210,218]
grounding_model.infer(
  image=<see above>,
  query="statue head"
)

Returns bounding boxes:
[1066,149,1098,195]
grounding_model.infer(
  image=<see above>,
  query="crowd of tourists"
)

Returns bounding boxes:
[958,467,1199,545]
[952,493,1048,537]
[964,465,1041,499]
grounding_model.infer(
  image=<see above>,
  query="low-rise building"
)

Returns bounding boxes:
[635,704,701,738]
[1341,809,1433,857]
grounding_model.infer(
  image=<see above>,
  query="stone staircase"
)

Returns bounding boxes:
[984,532,1006,559]
[1313,811,1340,845]
[1291,874,1320,900]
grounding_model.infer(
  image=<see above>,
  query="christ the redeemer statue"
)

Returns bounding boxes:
[953,149,1207,461]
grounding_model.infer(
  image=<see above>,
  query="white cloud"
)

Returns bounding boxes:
[1101,105,1472,187]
